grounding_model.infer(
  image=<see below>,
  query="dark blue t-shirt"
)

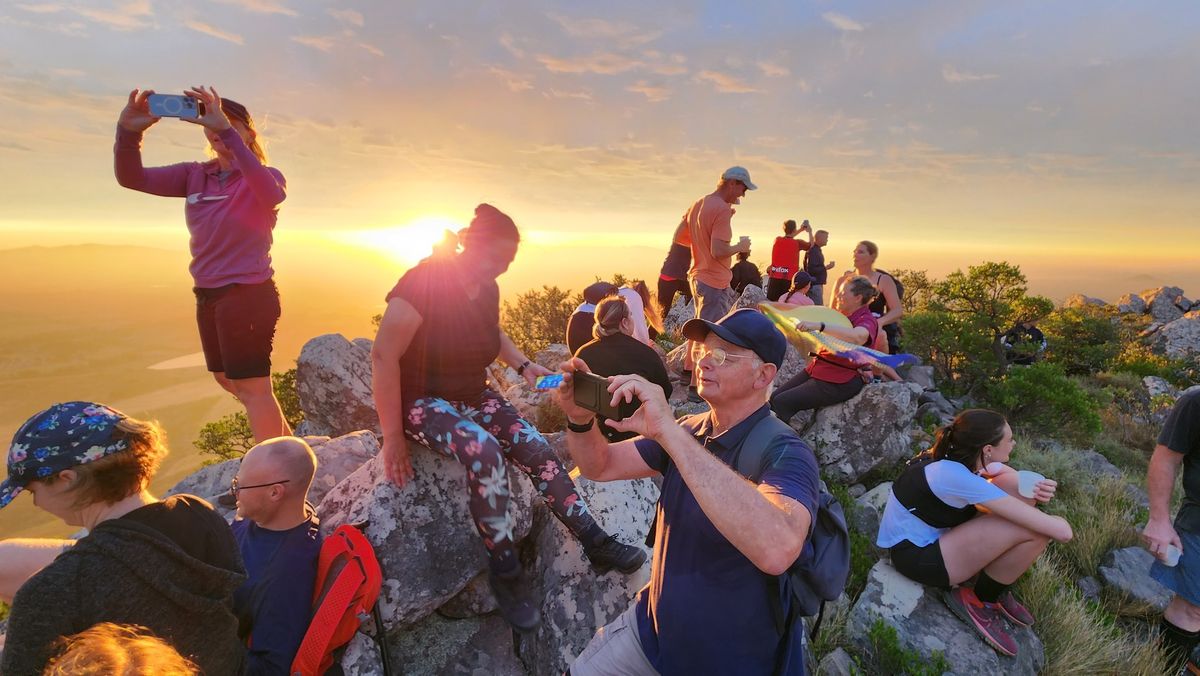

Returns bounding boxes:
[633,405,820,675]
[232,513,322,676]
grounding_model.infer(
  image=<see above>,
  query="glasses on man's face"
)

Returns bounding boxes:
[229,476,290,496]
[697,345,758,367]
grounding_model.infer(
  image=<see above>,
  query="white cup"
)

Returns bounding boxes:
[1017,470,1046,499]
[1165,545,1182,567]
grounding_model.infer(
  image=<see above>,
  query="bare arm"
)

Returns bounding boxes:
[876,275,905,327]
[711,238,746,258]
[0,539,73,604]
[977,494,1073,542]
[371,297,422,485]
[798,320,869,345]
[1144,444,1184,558]
[671,219,688,245]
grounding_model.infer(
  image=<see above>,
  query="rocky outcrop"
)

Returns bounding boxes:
[317,442,537,629]
[518,476,658,675]
[1140,286,1187,324]
[1145,376,1180,401]
[296,334,378,437]
[1117,293,1147,315]
[789,381,923,483]
[340,612,526,676]
[1063,294,1107,309]
[1098,547,1172,611]
[1156,312,1200,359]
[663,296,694,337]
[847,560,1044,675]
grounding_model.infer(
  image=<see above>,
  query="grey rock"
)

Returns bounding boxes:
[1076,576,1102,603]
[663,296,694,337]
[672,400,711,418]
[918,389,955,414]
[307,431,379,510]
[352,336,375,353]
[1071,449,1123,481]
[1156,313,1200,360]
[318,440,536,629]
[849,502,881,546]
[665,343,688,379]
[1063,293,1107,309]
[734,283,769,310]
[1179,296,1195,312]
[296,333,378,437]
[905,365,937,391]
[1116,293,1147,315]
[797,381,923,483]
[501,381,550,429]
[1097,546,1172,611]
[1144,376,1179,401]
[436,572,499,619]
[341,612,527,676]
[847,560,1044,676]
[486,362,522,394]
[533,344,571,370]
[518,475,658,676]
[857,482,893,515]
[848,484,867,499]
[166,456,239,514]
[1140,286,1186,324]
[817,647,856,676]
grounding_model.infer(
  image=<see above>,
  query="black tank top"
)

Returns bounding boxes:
[892,455,978,529]
[868,271,894,315]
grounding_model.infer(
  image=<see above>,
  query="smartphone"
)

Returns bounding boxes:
[534,373,564,390]
[148,94,203,119]
[572,371,639,421]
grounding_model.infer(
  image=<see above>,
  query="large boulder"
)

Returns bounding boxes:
[517,476,658,676]
[1116,292,1147,315]
[1063,294,1107,309]
[1156,312,1200,359]
[734,283,769,310]
[340,611,526,676]
[534,343,571,370]
[318,440,536,629]
[847,560,1044,675]
[663,296,695,337]
[790,381,923,483]
[1140,286,1186,324]
[166,455,240,513]
[296,334,378,437]
[1097,546,1172,611]
[1145,376,1179,401]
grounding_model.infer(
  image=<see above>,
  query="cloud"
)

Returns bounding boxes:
[488,66,534,92]
[0,140,34,152]
[548,14,661,47]
[499,33,525,59]
[647,53,687,76]
[212,0,297,16]
[822,12,864,32]
[757,61,789,78]
[548,88,592,101]
[14,3,65,13]
[184,19,244,45]
[536,52,642,75]
[627,80,670,102]
[327,8,363,27]
[291,34,337,52]
[73,0,153,31]
[358,42,384,57]
[695,70,759,94]
[942,64,998,83]
[49,67,85,77]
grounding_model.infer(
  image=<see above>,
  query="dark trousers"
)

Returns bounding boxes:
[770,370,865,422]
[657,277,692,318]
[765,277,791,302]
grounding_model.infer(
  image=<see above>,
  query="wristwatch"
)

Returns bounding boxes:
[516,360,532,376]
[566,417,595,433]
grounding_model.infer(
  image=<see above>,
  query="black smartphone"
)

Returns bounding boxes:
[572,371,640,421]
[147,93,203,119]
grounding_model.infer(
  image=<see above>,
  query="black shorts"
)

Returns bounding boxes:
[890,539,950,589]
[194,280,281,380]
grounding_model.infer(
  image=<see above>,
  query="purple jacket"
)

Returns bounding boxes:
[115,125,286,288]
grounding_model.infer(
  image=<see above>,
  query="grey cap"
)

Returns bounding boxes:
[721,166,757,190]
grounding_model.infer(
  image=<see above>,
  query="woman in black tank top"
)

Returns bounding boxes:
[833,240,904,353]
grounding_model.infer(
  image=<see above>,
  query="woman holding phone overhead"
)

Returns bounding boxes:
[113,86,290,441]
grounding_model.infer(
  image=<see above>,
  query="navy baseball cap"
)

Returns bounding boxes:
[0,401,131,509]
[791,270,814,288]
[682,308,787,368]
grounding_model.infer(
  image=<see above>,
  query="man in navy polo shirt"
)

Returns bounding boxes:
[555,308,820,675]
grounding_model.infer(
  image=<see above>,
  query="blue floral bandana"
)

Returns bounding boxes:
[0,401,130,509]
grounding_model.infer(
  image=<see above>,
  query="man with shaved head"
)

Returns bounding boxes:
[230,436,322,675]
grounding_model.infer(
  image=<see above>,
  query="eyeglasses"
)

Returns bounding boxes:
[229,476,290,496]
[697,345,760,367]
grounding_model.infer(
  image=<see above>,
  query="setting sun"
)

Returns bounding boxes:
[338,215,465,265]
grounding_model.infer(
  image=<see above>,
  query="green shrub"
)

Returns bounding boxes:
[984,363,1102,445]
[827,482,880,598]
[194,369,305,461]
[863,618,949,676]
[501,285,580,357]
[1042,305,1121,376]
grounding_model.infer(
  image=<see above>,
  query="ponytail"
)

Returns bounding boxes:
[592,295,630,340]
[925,409,1008,469]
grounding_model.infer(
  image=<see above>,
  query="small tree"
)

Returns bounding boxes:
[890,268,936,314]
[1041,305,1121,376]
[501,285,580,357]
[194,369,305,461]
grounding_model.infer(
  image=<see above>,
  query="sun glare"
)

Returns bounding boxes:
[342,215,464,264]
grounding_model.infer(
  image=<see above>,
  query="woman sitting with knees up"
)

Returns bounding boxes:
[574,294,672,443]
[0,402,245,675]
[876,409,1072,658]
[769,275,879,422]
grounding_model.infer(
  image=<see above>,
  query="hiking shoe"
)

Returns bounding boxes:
[489,570,541,632]
[584,535,647,574]
[687,386,703,404]
[943,587,1019,657]
[996,591,1034,627]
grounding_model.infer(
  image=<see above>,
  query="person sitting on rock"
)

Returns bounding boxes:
[1002,319,1046,366]
[769,275,880,423]
[622,280,665,344]
[730,250,763,296]
[771,270,815,308]
[568,281,618,355]
[0,401,246,675]
[876,409,1072,658]
[556,308,822,675]
[1143,388,1200,671]
[831,241,904,354]
[229,436,322,675]
[575,295,673,443]
[371,204,646,632]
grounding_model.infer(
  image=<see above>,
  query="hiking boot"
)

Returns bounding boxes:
[584,535,648,574]
[687,386,703,404]
[488,570,541,632]
[996,590,1035,627]
[943,587,1019,657]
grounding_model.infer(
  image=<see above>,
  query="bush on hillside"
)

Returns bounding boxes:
[501,285,580,357]
[984,362,1101,445]
[194,369,304,461]
[890,268,936,314]
[1041,304,1121,375]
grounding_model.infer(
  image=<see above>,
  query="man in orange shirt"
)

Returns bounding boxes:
[682,166,756,402]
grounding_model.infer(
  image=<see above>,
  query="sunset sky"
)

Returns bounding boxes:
[1,1,1197,300]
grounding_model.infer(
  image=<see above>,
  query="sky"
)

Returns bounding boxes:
[1,0,1198,300]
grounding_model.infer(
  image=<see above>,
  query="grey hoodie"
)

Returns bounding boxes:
[1,495,246,675]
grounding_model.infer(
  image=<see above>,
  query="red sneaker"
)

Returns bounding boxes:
[943,587,1019,657]
[996,591,1035,627]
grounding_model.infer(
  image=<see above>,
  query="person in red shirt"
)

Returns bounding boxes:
[766,219,811,301]
[769,276,880,422]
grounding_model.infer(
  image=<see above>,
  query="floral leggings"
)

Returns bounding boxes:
[405,388,599,573]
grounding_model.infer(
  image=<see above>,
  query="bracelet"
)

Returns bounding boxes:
[819,322,826,332]
[516,360,532,376]
[566,417,595,433]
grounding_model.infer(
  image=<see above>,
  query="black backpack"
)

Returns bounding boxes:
[650,412,851,639]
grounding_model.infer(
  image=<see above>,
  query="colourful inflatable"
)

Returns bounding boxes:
[758,303,919,370]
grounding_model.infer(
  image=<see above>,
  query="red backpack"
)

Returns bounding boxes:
[290,524,393,676]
